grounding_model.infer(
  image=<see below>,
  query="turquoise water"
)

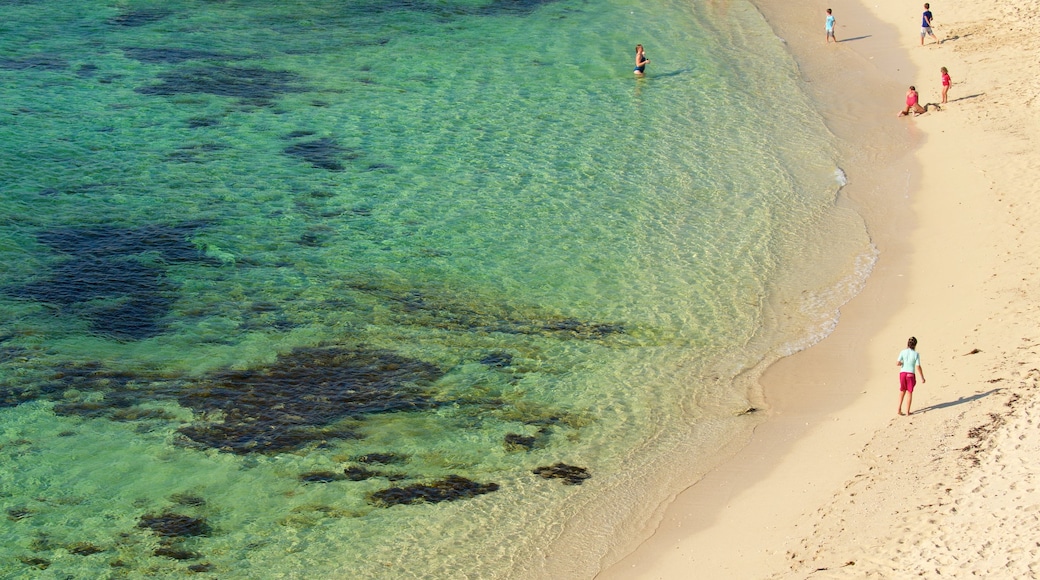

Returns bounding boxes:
[0,0,872,577]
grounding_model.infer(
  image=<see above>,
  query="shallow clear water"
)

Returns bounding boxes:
[0,0,871,577]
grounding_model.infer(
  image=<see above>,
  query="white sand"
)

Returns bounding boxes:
[597,0,1040,576]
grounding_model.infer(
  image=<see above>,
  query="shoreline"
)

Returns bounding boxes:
[598,0,1040,576]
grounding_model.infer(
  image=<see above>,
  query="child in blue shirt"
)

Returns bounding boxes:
[897,336,926,415]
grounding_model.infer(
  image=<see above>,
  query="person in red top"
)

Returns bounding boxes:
[898,86,926,116]
[940,67,952,103]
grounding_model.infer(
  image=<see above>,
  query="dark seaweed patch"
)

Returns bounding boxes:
[108,8,172,27]
[344,466,382,481]
[503,433,536,452]
[283,138,358,171]
[68,542,105,556]
[154,546,200,560]
[75,64,99,78]
[123,47,245,64]
[138,513,212,538]
[299,471,345,483]
[17,556,50,570]
[136,65,306,100]
[355,452,404,465]
[6,223,210,340]
[188,563,215,573]
[369,475,498,506]
[0,54,68,71]
[177,347,444,454]
[533,462,590,485]
[170,493,206,507]
[7,506,33,521]
[186,116,220,128]
[348,286,625,340]
[480,351,513,368]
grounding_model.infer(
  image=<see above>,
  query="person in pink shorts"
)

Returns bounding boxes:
[897,336,926,415]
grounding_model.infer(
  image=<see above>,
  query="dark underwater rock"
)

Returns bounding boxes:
[68,542,105,556]
[169,493,206,507]
[18,556,50,570]
[344,466,382,481]
[299,471,345,483]
[355,452,404,465]
[0,54,68,71]
[503,433,536,452]
[480,351,513,368]
[177,347,444,454]
[369,475,499,506]
[7,506,34,521]
[136,65,306,100]
[137,512,212,539]
[108,8,172,26]
[533,463,591,485]
[123,47,244,64]
[6,223,210,341]
[283,137,357,171]
[154,546,201,560]
[188,562,214,572]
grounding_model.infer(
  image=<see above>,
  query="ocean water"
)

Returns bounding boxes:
[0,0,872,578]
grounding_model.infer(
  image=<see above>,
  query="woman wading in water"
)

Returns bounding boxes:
[634,44,650,75]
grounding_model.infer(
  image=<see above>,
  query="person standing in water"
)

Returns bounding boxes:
[940,66,952,103]
[634,44,650,76]
[825,9,837,43]
[897,336,926,415]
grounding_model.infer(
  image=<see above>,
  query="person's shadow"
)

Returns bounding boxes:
[913,388,1001,414]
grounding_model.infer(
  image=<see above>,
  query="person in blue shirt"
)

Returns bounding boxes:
[897,336,926,415]
[825,9,837,43]
[921,3,938,45]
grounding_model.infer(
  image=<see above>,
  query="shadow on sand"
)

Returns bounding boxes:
[914,388,1002,415]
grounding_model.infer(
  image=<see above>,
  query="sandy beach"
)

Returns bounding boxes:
[598,0,1040,577]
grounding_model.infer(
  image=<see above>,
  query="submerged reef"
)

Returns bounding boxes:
[7,223,211,341]
[107,8,172,27]
[533,463,591,485]
[177,347,445,454]
[122,47,248,64]
[283,137,359,171]
[137,512,212,538]
[369,475,499,506]
[136,65,307,101]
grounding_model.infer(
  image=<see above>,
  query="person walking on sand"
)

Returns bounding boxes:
[825,9,837,43]
[897,336,926,415]
[940,66,952,103]
[921,3,938,45]
[634,44,650,76]
[898,86,926,116]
